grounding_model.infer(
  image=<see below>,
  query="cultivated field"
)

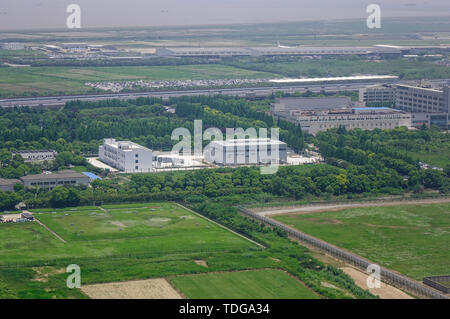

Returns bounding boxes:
[81,278,182,299]
[273,203,450,281]
[170,269,318,299]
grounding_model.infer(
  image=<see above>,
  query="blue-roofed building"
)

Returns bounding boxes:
[82,172,102,181]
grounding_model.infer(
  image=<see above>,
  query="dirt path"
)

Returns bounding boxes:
[254,197,450,216]
[340,267,413,299]
[34,217,66,243]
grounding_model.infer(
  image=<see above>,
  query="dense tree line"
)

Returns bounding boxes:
[314,127,449,193]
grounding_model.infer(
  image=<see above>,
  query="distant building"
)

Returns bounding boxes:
[0,43,25,50]
[99,138,153,173]
[0,178,21,192]
[61,43,89,50]
[272,97,353,114]
[395,84,449,114]
[156,45,402,58]
[359,83,450,129]
[20,170,90,189]
[11,150,57,163]
[204,138,287,166]
[359,84,396,106]
[271,98,411,134]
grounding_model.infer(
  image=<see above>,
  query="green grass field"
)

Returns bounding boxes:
[0,202,256,265]
[233,58,450,80]
[273,203,450,281]
[170,269,318,299]
[0,64,279,98]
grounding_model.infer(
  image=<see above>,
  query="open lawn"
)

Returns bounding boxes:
[0,202,257,266]
[273,203,450,281]
[170,269,318,299]
[231,58,450,80]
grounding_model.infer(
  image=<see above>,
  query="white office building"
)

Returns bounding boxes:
[99,139,152,173]
[204,138,287,166]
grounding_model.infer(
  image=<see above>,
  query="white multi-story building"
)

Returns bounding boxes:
[99,139,152,173]
[204,138,287,166]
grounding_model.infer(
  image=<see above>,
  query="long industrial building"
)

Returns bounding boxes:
[20,170,90,189]
[155,45,402,58]
[99,138,153,173]
[272,98,411,134]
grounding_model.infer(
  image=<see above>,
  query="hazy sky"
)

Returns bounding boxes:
[0,0,449,30]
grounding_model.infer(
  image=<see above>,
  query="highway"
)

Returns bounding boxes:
[1,79,448,108]
[0,82,387,108]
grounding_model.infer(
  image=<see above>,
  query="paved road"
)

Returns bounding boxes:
[0,82,389,108]
[253,197,450,216]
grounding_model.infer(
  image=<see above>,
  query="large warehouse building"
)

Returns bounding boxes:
[204,138,287,166]
[99,138,153,173]
[155,45,402,58]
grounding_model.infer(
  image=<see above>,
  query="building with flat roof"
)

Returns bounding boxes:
[272,97,411,134]
[155,45,402,58]
[11,150,57,163]
[359,84,396,106]
[296,107,411,135]
[394,84,449,114]
[204,138,287,166]
[20,170,90,189]
[0,178,21,192]
[272,97,352,114]
[358,82,450,129]
[99,138,153,173]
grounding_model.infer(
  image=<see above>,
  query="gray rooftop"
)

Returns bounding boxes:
[20,170,88,181]
[0,178,21,186]
[274,97,352,111]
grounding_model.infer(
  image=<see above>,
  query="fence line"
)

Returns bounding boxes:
[239,207,449,299]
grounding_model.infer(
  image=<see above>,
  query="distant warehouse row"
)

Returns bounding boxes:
[154,45,450,58]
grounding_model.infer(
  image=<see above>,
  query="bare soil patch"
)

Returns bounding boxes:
[194,260,208,268]
[81,278,183,299]
[340,267,413,299]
